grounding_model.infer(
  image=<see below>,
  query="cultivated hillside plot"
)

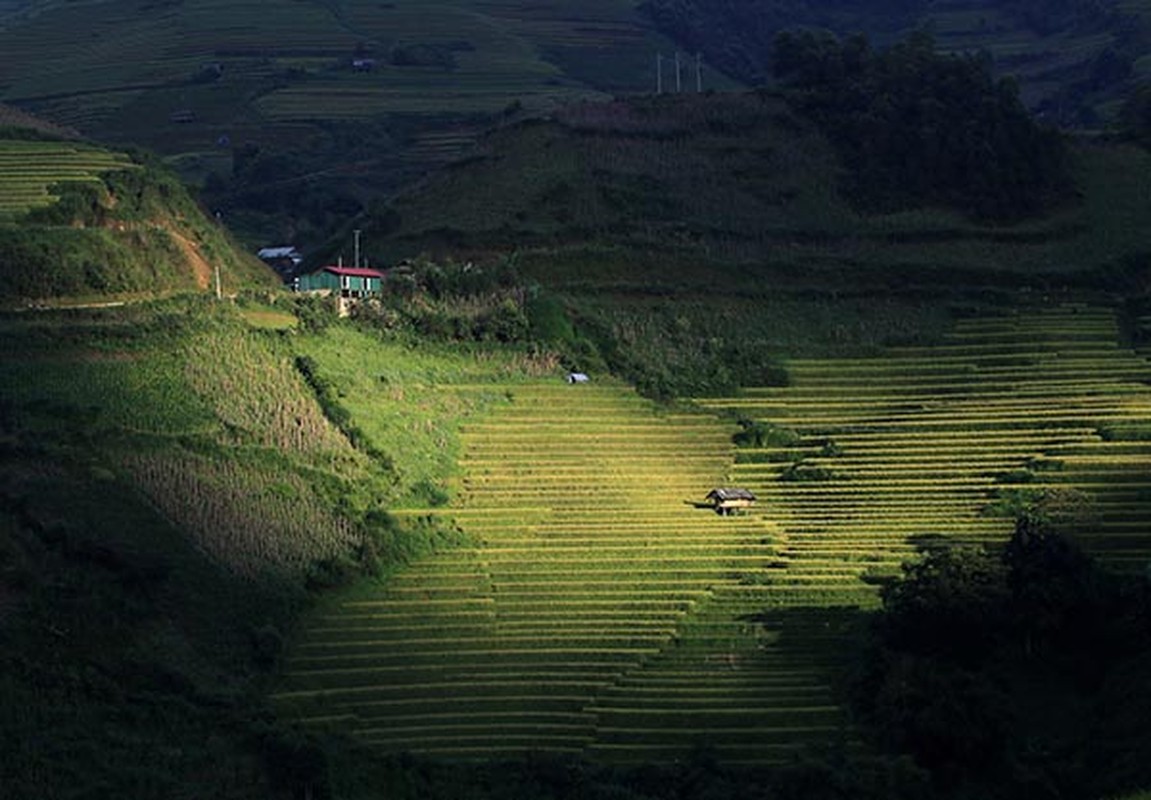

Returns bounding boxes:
[0,0,664,156]
[275,303,1151,763]
[0,139,134,218]
[274,382,851,762]
[698,304,1151,582]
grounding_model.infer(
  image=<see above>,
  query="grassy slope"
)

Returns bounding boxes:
[4,222,1151,795]
[0,138,135,217]
[379,92,1151,279]
[0,297,555,797]
[0,11,1148,792]
[365,91,1151,399]
[0,300,351,797]
[292,325,559,507]
[274,379,856,764]
[0,125,278,303]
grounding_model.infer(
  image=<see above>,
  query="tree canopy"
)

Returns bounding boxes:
[772,30,1074,221]
[853,523,1151,798]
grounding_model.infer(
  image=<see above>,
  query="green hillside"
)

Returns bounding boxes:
[3,0,1145,250]
[0,128,277,303]
[0,0,692,246]
[3,5,1151,797]
[268,301,1151,795]
[0,298,555,798]
[370,89,1151,286]
[5,277,1151,797]
[0,138,136,218]
[343,86,1151,401]
[0,300,361,797]
[273,381,847,763]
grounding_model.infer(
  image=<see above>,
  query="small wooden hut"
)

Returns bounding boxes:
[706,487,757,515]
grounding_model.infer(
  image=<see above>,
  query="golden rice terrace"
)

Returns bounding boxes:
[274,303,1151,763]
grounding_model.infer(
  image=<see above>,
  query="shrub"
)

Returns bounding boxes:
[305,553,361,591]
[779,462,835,482]
[361,511,469,576]
[250,624,285,668]
[994,468,1035,484]
[293,294,338,332]
[526,292,576,344]
[733,419,801,447]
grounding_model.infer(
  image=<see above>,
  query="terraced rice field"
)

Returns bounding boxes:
[925,2,1118,107]
[1,0,650,133]
[275,381,853,763]
[0,139,134,217]
[275,303,1151,763]
[698,304,1151,579]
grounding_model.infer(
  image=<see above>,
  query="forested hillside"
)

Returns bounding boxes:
[640,0,1149,126]
[772,30,1071,219]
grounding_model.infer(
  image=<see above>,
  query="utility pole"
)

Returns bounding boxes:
[353,229,361,269]
[214,264,221,300]
[696,52,702,92]
[656,53,663,94]
[675,51,682,92]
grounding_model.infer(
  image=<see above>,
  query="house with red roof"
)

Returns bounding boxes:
[293,265,386,298]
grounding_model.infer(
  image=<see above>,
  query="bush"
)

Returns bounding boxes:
[734,419,801,447]
[360,511,468,576]
[292,294,337,333]
[526,293,576,344]
[409,479,449,507]
[779,462,835,482]
[250,624,284,668]
[305,553,361,591]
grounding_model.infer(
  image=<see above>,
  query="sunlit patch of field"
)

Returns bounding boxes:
[276,302,1151,763]
[698,304,1151,577]
[275,380,857,763]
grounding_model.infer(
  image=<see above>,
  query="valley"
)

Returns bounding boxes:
[3,3,1151,796]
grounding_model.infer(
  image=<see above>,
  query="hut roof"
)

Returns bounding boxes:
[707,487,757,501]
[322,266,386,279]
